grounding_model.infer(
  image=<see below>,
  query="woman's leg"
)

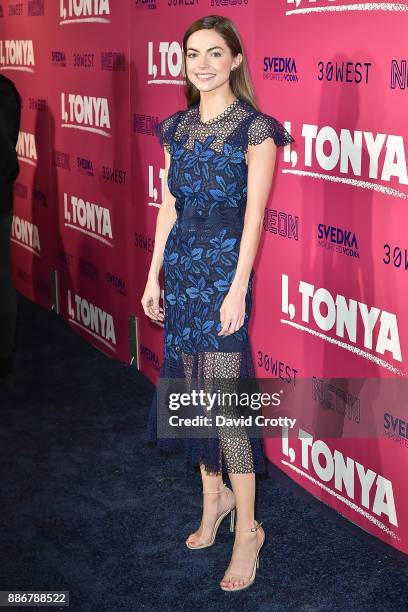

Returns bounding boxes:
[220,472,263,589]
[185,351,236,547]
[185,349,261,566]
[212,351,263,589]
[185,463,235,547]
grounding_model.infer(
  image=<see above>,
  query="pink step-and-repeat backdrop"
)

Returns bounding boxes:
[1,1,407,553]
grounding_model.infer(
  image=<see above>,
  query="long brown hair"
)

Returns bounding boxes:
[181,15,260,111]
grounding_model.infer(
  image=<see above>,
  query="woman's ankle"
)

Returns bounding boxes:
[235,519,258,531]
[202,480,224,495]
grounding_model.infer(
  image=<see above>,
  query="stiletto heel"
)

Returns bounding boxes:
[220,520,265,592]
[186,483,236,550]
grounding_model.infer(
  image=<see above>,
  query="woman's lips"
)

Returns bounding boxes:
[196,74,215,81]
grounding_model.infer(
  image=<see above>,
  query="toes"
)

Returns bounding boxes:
[221,575,248,589]
[223,577,236,589]
[187,533,205,547]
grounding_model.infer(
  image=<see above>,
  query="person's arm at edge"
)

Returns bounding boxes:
[0,78,21,183]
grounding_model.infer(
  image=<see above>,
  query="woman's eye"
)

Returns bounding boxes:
[187,52,222,58]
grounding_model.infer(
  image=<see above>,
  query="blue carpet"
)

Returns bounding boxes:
[0,294,406,611]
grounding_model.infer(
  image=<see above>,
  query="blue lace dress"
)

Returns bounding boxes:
[147,97,294,474]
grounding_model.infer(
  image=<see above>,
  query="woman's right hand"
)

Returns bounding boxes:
[141,277,164,322]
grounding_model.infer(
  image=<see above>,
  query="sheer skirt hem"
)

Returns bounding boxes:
[146,344,267,476]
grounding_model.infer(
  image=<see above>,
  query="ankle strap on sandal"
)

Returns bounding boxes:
[235,521,263,533]
[203,483,229,495]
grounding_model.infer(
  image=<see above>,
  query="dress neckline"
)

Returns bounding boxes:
[195,97,240,125]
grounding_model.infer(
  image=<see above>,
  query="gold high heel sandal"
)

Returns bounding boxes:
[186,483,236,550]
[220,520,265,592]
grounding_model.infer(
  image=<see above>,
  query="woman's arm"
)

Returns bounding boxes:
[218,138,277,336]
[141,147,177,322]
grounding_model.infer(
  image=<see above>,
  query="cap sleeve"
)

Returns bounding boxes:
[154,110,182,153]
[248,113,295,148]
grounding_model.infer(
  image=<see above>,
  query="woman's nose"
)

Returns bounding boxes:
[197,57,210,69]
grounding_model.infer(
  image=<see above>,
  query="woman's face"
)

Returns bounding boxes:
[185,28,241,93]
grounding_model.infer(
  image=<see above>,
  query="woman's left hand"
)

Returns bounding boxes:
[217,287,247,336]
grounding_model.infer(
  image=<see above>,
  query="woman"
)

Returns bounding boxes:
[142,14,294,591]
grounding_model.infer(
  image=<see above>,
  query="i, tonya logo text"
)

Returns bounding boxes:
[281,274,402,374]
[61,93,111,136]
[148,163,166,208]
[0,40,35,72]
[147,41,184,85]
[63,193,113,246]
[59,0,110,25]
[283,124,408,199]
[282,429,397,530]
[67,290,116,351]
[11,216,41,256]
[16,132,37,167]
